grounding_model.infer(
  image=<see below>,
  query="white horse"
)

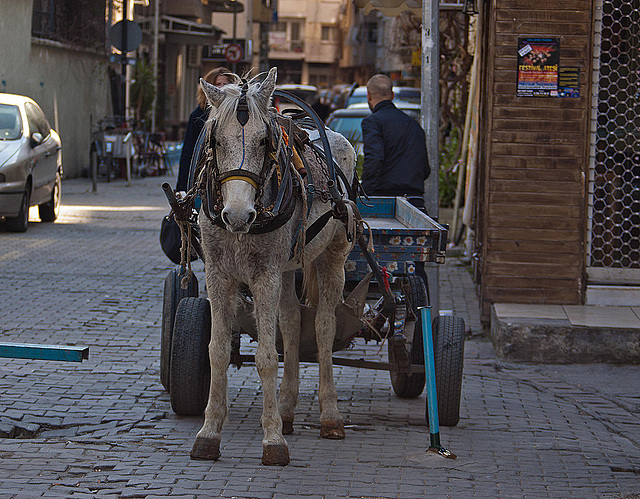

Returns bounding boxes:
[191,68,356,465]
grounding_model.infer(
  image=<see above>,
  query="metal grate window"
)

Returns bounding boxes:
[588,0,640,277]
[31,0,106,49]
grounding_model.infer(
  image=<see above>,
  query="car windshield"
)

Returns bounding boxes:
[0,104,22,140]
[393,88,421,104]
[278,87,318,105]
[345,87,368,107]
[327,116,364,142]
[346,95,368,107]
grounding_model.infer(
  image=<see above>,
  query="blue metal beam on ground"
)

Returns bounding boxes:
[0,343,89,363]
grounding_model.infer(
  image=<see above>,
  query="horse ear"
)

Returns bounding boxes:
[256,67,277,105]
[200,78,224,107]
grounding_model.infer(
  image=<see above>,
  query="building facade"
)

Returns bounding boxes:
[135,0,225,136]
[473,0,640,319]
[267,0,344,86]
[0,0,111,178]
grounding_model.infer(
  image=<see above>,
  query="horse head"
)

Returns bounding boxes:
[200,68,278,234]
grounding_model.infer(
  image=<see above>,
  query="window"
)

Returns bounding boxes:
[321,26,332,42]
[290,21,301,41]
[187,46,201,67]
[32,0,106,49]
[25,102,51,139]
[0,105,22,141]
[270,19,304,52]
[365,22,378,44]
[588,0,640,273]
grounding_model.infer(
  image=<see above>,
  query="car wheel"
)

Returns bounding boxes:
[6,188,30,232]
[39,172,61,222]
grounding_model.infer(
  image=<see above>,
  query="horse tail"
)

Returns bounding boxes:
[301,263,319,307]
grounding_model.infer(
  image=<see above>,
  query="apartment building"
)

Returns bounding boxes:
[268,0,343,87]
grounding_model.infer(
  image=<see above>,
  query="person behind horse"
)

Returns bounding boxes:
[360,74,430,210]
[176,67,233,192]
[361,74,431,288]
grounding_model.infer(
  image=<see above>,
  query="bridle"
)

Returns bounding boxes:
[198,80,300,234]
[173,78,362,269]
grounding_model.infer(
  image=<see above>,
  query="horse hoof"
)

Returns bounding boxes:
[320,420,345,440]
[262,443,290,466]
[190,436,221,460]
[282,419,294,435]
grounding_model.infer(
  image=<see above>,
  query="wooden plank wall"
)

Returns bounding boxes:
[478,0,594,319]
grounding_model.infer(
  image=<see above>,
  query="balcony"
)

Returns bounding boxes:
[269,39,305,59]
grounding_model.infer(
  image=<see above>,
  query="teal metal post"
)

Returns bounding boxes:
[0,342,89,362]
[419,306,456,458]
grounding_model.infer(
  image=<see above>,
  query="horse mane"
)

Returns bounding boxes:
[208,74,272,128]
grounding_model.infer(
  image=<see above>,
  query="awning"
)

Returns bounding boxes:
[353,0,464,16]
[141,15,224,46]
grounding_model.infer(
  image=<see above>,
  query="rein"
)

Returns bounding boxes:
[193,89,299,235]
[183,85,355,245]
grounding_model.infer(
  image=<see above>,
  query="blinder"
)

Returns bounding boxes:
[236,79,250,127]
[200,106,299,235]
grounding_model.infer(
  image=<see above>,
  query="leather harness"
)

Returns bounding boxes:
[186,85,355,245]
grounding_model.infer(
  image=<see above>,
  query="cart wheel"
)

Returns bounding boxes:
[161,268,199,392]
[430,315,465,426]
[170,297,211,416]
[389,275,427,398]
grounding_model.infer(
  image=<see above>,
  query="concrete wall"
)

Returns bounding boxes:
[0,0,111,178]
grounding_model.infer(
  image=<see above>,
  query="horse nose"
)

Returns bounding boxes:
[221,207,257,232]
[246,210,257,226]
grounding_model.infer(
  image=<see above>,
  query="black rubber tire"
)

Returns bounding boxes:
[160,269,199,392]
[39,172,61,222]
[6,188,30,233]
[430,315,466,426]
[389,275,428,398]
[170,297,211,416]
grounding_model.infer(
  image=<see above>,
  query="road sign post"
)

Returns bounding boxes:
[224,43,243,64]
[108,1,142,122]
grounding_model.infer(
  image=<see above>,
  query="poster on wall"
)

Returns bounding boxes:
[517,38,560,97]
[558,67,580,98]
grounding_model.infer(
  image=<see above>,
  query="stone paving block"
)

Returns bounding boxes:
[0,177,639,498]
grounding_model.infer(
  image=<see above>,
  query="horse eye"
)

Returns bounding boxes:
[259,137,268,147]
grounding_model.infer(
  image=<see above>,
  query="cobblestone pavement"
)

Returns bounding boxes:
[0,177,638,499]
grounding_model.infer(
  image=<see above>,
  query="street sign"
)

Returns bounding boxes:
[203,40,247,61]
[109,20,142,53]
[224,43,243,63]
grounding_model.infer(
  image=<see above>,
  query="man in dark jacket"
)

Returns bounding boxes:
[361,74,430,209]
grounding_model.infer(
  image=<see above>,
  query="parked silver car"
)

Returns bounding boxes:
[0,93,62,232]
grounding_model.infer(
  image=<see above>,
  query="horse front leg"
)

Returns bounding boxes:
[190,274,236,461]
[314,233,349,440]
[253,273,290,465]
[278,270,300,435]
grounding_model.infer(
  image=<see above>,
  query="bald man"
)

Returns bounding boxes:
[360,74,430,209]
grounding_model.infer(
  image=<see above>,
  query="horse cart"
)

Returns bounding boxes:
[160,191,466,427]
[158,82,466,451]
